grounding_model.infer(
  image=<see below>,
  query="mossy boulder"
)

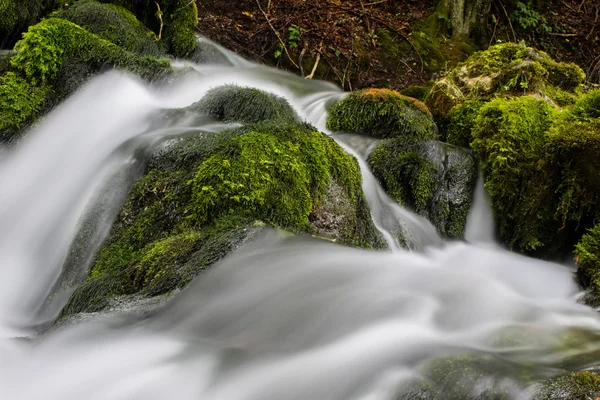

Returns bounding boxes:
[0,0,58,46]
[399,85,431,102]
[533,371,600,400]
[576,225,600,295]
[99,0,199,58]
[53,0,165,57]
[0,16,172,142]
[425,42,585,125]
[327,88,437,140]
[471,96,557,253]
[60,121,384,318]
[189,84,301,124]
[369,137,477,239]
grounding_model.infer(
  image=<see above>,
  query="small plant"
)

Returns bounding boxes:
[287,24,303,49]
[511,1,552,33]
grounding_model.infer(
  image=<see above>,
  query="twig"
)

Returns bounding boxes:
[255,0,300,69]
[547,32,578,37]
[306,52,321,79]
[498,0,517,42]
[364,0,388,6]
[154,1,163,40]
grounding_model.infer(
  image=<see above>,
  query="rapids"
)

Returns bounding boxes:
[0,39,599,399]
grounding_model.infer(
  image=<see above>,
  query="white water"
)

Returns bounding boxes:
[0,39,599,399]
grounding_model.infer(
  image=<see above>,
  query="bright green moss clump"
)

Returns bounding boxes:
[571,90,600,121]
[446,99,484,147]
[327,88,437,140]
[191,84,300,124]
[54,0,165,57]
[472,96,556,252]
[11,18,171,84]
[0,72,49,141]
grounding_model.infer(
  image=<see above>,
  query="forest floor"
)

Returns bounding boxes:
[196,0,600,90]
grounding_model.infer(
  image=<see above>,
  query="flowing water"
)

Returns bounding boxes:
[0,39,599,399]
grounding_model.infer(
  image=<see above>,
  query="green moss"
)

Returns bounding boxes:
[446,99,484,147]
[11,18,171,84]
[0,72,49,141]
[399,85,431,102]
[545,85,580,107]
[191,85,300,124]
[327,88,437,140]
[53,0,165,57]
[369,142,437,212]
[546,119,600,227]
[571,90,600,121]
[543,60,586,92]
[62,120,382,317]
[575,225,600,295]
[472,96,556,252]
[536,371,600,400]
[0,0,58,34]
[189,122,361,230]
[163,0,198,58]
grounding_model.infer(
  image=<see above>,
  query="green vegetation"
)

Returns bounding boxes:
[425,42,585,124]
[191,84,300,124]
[0,0,57,36]
[327,88,437,140]
[446,99,484,147]
[0,72,49,141]
[62,120,383,317]
[575,224,600,294]
[399,85,430,102]
[11,18,170,84]
[53,0,165,57]
[471,96,556,252]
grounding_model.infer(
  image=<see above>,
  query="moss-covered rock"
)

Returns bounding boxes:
[327,88,437,140]
[446,99,484,147]
[60,121,384,318]
[0,0,58,46]
[0,72,49,141]
[425,42,584,126]
[53,0,165,57]
[369,137,476,238]
[533,371,600,400]
[190,84,301,124]
[571,89,600,121]
[99,0,198,58]
[11,18,171,84]
[471,95,557,253]
[399,85,431,102]
[575,225,600,295]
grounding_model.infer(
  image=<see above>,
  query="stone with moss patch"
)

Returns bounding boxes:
[190,84,300,124]
[446,99,484,147]
[533,371,600,400]
[327,88,437,140]
[54,0,165,57]
[369,137,476,238]
[60,121,384,318]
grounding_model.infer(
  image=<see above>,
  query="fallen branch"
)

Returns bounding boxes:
[154,1,163,40]
[255,0,300,69]
[306,52,321,79]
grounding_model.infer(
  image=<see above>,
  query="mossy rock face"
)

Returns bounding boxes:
[0,72,49,142]
[327,88,437,140]
[446,99,485,147]
[576,225,600,295]
[60,121,384,318]
[53,0,165,57]
[11,18,171,85]
[190,84,301,124]
[533,371,600,400]
[399,85,431,102]
[425,43,584,125]
[0,16,172,142]
[471,96,558,253]
[369,137,476,239]
[98,0,198,58]
[424,77,465,130]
